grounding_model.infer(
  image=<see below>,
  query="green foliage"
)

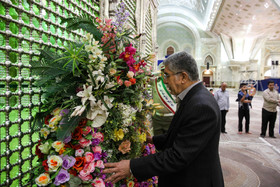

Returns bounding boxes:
[61,15,102,42]
[56,115,81,141]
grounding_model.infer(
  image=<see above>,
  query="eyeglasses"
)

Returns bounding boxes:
[163,72,182,79]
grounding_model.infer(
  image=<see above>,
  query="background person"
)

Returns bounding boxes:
[103,51,224,187]
[237,83,252,134]
[260,80,279,138]
[214,82,229,133]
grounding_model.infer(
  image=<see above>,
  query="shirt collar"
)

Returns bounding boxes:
[177,81,201,101]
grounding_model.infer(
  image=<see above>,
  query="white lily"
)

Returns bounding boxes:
[71,105,86,117]
[77,85,96,105]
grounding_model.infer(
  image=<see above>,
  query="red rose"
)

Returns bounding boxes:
[44,115,53,125]
[79,118,88,127]
[69,168,77,176]
[73,157,85,171]
[42,159,49,171]
[65,143,81,150]
[35,143,44,159]
[129,78,136,85]
[72,127,83,140]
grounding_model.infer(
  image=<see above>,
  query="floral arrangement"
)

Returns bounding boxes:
[31,3,157,187]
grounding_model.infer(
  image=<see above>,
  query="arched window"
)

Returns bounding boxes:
[204,55,213,65]
[167,46,174,56]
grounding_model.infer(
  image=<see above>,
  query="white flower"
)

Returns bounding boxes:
[35,173,51,186]
[127,71,134,78]
[103,96,114,109]
[40,128,50,139]
[38,142,51,154]
[85,45,93,52]
[92,111,108,128]
[100,56,107,63]
[109,68,117,75]
[71,105,86,117]
[77,85,96,105]
[52,141,65,152]
[47,155,63,172]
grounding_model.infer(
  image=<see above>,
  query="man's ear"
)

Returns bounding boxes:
[181,72,189,83]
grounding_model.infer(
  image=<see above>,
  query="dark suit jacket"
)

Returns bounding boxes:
[131,82,224,187]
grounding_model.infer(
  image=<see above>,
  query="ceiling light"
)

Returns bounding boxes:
[252,15,256,20]
[264,3,269,8]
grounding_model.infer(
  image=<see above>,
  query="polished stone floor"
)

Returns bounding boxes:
[217,89,280,187]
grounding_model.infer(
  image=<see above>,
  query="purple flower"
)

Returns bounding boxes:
[105,182,113,187]
[54,169,70,186]
[94,152,102,160]
[62,155,76,170]
[63,135,72,143]
[140,182,149,187]
[91,138,100,146]
[101,152,108,158]
[59,109,69,116]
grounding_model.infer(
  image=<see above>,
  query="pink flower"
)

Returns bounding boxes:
[84,152,95,163]
[92,146,102,154]
[75,149,84,157]
[119,44,136,62]
[78,172,93,181]
[93,132,104,142]
[95,160,104,169]
[124,81,132,87]
[118,140,131,154]
[79,138,91,148]
[138,69,144,74]
[117,79,123,86]
[81,162,95,175]
[82,126,92,136]
[92,177,105,187]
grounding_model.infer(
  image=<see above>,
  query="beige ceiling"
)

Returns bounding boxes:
[211,0,280,40]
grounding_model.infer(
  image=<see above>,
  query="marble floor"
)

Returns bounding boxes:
[217,88,280,187]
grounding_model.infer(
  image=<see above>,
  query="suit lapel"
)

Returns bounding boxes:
[164,82,205,146]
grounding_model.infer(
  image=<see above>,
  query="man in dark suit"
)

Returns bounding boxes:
[103,51,224,187]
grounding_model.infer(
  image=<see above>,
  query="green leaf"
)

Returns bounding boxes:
[56,115,82,141]
[61,15,102,42]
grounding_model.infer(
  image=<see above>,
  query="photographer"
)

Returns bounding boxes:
[237,83,253,134]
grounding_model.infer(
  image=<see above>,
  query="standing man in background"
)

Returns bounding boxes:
[151,69,176,136]
[260,80,279,138]
[237,83,252,134]
[214,82,230,133]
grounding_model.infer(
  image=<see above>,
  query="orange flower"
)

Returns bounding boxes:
[59,147,66,155]
[73,157,85,171]
[129,78,136,85]
[118,140,131,154]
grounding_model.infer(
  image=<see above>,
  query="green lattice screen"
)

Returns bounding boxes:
[0,0,99,186]
[145,6,152,55]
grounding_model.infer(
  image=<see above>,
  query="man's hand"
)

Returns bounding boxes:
[103,160,131,184]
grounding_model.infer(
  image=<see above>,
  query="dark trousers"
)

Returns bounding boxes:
[238,108,250,132]
[261,108,277,137]
[221,110,227,132]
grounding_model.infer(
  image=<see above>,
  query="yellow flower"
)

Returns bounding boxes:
[139,132,146,143]
[51,108,61,116]
[127,181,134,187]
[52,141,65,152]
[114,129,124,141]
[49,115,62,126]
[40,128,50,139]
[35,173,51,186]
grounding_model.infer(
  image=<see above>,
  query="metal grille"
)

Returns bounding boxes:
[0,0,99,186]
[122,0,137,35]
[145,6,152,55]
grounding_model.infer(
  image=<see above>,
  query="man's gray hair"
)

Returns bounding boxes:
[163,51,199,81]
